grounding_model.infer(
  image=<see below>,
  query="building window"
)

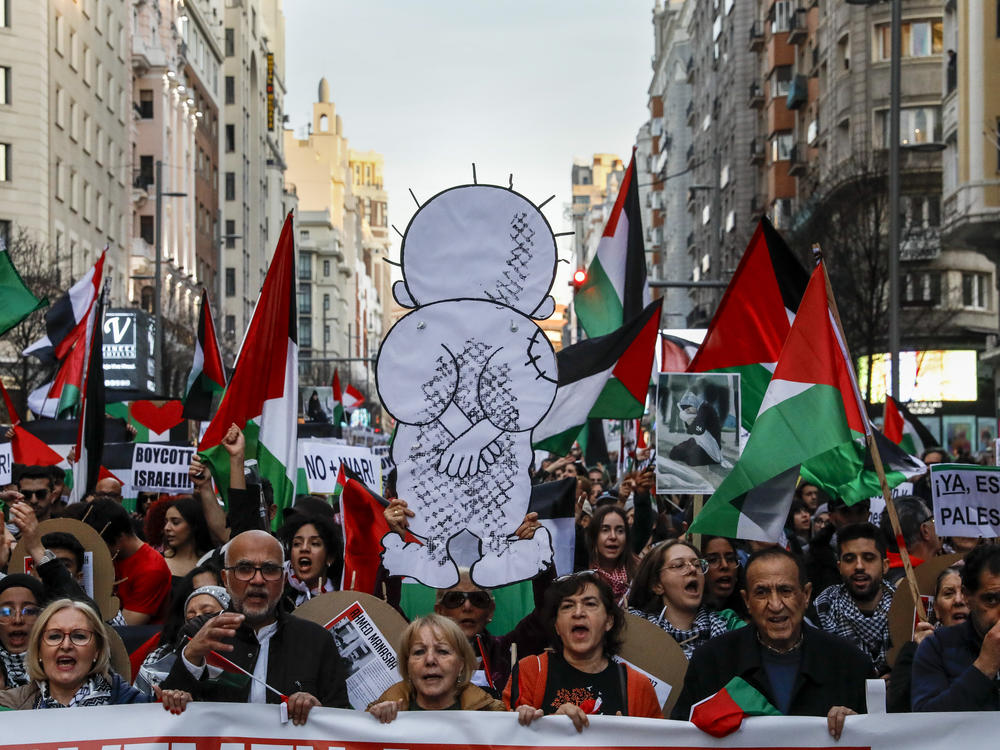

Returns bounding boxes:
[0,143,9,182]
[69,99,78,140]
[225,124,235,152]
[225,219,236,247]
[323,293,330,311]
[225,76,235,105]
[55,14,64,54]
[298,289,312,314]
[904,271,941,306]
[0,67,9,105]
[298,319,312,348]
[771,132,794,161]
[772,0,792,33]
[225,27,234,57]
[876,19,943,60]
[139,88,153,118]
[225,315,236,337]
[771,65,792,98]
[0,220,9,250]
[962,273,990,309]
[878,106,941,146]
[225,268,236,297]
[323,259,330,276]
[138,155,154,189]
[225,172,235,201]
[54,159,64,200]
[298,253,311,280]
[137,214,152,244]
[0,0,8,28]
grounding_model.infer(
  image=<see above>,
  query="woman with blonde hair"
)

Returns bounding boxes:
[367,613,505,722]
[0,599,190,711]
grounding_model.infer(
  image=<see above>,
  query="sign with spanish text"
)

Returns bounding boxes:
[0,441,11,485]
[299,439,382,494]
[931,463,1000,537]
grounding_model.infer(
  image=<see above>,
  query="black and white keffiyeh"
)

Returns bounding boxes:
[814,581,895,673]
[0,645,29,687]
[629,605,730,658]
[34,674,113,708]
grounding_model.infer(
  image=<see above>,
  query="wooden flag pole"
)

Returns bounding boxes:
[813,245,927,622]
[690,494,703,550]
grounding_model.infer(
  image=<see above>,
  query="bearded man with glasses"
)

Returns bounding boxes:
[162,530,349,724]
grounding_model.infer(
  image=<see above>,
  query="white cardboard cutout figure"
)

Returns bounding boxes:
[376,183,559,588]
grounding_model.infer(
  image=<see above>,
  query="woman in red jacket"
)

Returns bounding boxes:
[503,571,661,731]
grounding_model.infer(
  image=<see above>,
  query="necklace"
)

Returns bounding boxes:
[757,631,803,655]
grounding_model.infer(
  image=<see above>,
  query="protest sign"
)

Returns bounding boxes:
[0,697,995,750]
[0,441,11,484]
[931,463,1000,537]
[130,443,196,493]
[299,439,382,494]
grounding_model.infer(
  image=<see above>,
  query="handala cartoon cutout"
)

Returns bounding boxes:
[375,183,559,588]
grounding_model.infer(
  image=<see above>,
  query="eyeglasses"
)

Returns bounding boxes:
[0,605,41,621]
[42,629,94,647]
[556,569,598,583]
[225,562,284,582]
[439,591,493,609]
[19,489,48,500]
[662,558,710,574]
[704,553,740,569]
[921,516,935,526]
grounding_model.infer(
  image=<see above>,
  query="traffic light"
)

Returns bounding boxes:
[570,268,587,290]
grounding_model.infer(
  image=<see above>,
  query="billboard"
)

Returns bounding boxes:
[858,349,977,404]
[102,308,155,393]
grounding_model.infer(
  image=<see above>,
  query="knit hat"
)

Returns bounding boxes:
[0,574,44,602]
[184,585,231,614]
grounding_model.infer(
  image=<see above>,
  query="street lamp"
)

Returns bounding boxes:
[154,159,187,396]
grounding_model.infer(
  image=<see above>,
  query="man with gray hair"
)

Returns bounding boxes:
[879,495,941,586]
[162,530,349,723]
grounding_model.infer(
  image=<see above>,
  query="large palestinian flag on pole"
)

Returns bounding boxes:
[27,326,89,418]
[687,219,808,431]
[23,250,105,363]
[70,286,106,502]
[197,213,298,521]
[534,299,661,455]
[689,261,869,542]
[572,151,651,339]
[182,288,227,421]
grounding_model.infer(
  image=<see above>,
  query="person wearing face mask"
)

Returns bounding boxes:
[628,540,733,659]
[278,513,342,609]
[367,614,505,722]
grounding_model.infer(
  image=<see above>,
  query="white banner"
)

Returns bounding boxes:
[0,701,996,750]
[130,444,196,494]
[0,441,11,485]
[931,463,1000,536]
[299,439,382,494]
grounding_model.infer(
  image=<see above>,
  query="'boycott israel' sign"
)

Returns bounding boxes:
[931,463,1000,536]
[131,443,196,493]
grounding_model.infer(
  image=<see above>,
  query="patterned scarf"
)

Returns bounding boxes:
[594,566,631,603]
[814,581,895,674]
[0,646,28,687]
[629,605,731,658]
[34,674,113,708]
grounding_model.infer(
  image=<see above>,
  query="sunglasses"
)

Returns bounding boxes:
[20,489,49,500]
[440,591,492,609]
[555,569,598,583]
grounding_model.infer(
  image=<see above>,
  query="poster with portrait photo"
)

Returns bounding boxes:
[655,372,741,494]
[943,415,974,459]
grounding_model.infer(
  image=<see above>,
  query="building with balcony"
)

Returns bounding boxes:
[0,0,133,301]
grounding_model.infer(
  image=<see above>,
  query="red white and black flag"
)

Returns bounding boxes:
[70,284,106,502]
[182,288,227,421]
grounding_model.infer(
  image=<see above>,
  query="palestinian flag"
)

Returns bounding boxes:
[534,299,662,455]
[70,286,106,502]
[883,396,929,457]
[0,243,47,337]
[689,262,869,542]
[23,250,105,363]
[0,378,65,466]
[27,322,88,418]
[573,151,651,338]
[660,333,700,372]
[689,677,781,737]
[197,213,298,522]
[342,382,364,411]
[687,218,808,431]
[340,470,393,593]
[331,369,345,424]
[527,477,576,575]
[182,288,227,421]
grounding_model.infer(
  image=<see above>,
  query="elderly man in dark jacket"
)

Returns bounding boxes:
[672,547,873,740]
[162,530,349,723]
[912,545,1000,711]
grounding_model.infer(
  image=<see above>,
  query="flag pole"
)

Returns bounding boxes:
[813,246,926,622]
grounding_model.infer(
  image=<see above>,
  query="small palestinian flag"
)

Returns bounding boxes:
[0,378,66,467]
[533,299,662,455]
[331,369,345,425]
[342,382,364,411]
[689,676,781,737]
[183,288,227,421]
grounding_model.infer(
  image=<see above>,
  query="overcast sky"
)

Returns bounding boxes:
[283,0,654,293]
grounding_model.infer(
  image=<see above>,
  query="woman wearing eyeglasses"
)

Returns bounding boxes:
[699,536,748,621]
[628,540,733,659]
[0,598,191,711]
[505,571,661,732]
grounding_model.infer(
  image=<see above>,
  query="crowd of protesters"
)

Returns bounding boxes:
[1,431,998,739]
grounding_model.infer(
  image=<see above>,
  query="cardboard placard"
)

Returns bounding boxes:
[130,443,196,493]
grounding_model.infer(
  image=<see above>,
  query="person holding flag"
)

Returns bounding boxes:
[160,530,350,724]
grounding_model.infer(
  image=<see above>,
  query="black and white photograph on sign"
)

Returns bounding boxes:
[655,372,740,494]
